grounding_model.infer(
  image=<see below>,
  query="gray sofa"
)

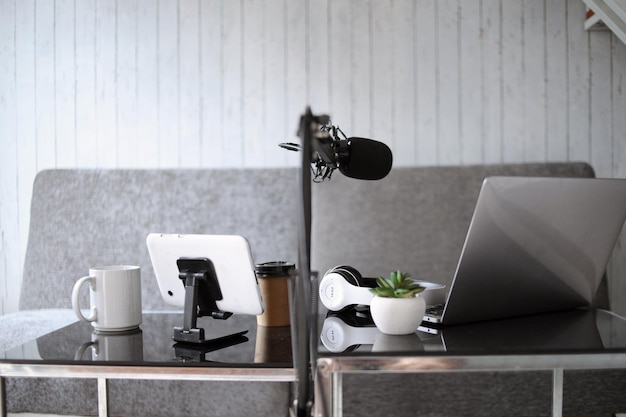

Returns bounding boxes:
[1,162,623,416]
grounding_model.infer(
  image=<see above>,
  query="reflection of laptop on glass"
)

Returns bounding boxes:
[422,176,626,327]
[427,308,608,353]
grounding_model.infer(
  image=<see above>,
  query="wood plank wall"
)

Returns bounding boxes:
[1,0,626,315]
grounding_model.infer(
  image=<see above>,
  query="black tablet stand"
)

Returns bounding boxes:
[173,331,249,362]
[174,257,246,344]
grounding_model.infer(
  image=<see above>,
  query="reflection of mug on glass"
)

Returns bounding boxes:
[71,265,142,332]
[255,261,294,327]
[75,329,144,362]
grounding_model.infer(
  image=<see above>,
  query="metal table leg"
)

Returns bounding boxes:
[97,378,109,417]
[0,377,6,417]
[552,368,564,417]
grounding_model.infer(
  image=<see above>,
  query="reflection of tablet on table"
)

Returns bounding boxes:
[146,233,264,316]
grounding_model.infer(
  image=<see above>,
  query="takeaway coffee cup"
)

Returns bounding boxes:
[254,325,292,363]
[255,261,294,327]
[71,265,142,332]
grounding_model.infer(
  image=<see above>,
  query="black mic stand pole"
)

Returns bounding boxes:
[293,107,328,417]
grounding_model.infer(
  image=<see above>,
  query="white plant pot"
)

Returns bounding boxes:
[370,295,426,335]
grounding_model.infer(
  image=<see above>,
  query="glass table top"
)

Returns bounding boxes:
[1,312,293,368]
[4,307,626,366]
[317,307,626,357]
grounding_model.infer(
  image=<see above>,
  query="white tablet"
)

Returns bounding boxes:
[146,233,264,316]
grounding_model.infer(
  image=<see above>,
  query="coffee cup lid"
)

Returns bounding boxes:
[255,261,295,277]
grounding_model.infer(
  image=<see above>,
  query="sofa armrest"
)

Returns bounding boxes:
[0,309,76,353]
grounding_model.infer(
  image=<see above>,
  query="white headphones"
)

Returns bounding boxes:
[318,265,378,311]
[319,265,447,312]
[320,314,379,353]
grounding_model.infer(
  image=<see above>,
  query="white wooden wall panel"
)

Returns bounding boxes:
[0,0,16,315]
[568,0,593,162]
[179,0,202,168]
[264,0,286,165]
[2,0,626,315]
[117,0,139,168]
[15,0,37,295]
[590,32,614,177]
[157,0,179,167]
[391,0,417,165]
[415,0,437,164]
[438,0,453,162]
[613,37,626,312]
[547,0,569,161]
[438,0,461,165]
[524,0,548,162]
[502,1,525,163]
[460,0,483,165]
[306,0,329,124]
[200,0,223,167]
[35,1,56,170]
[371,0,393,152]
[75,0,97,167]
[328,0,352,135]
[95,0,117,167]
[482,0,503,163]
[286,0,307,165]
[350,0,370,136]
[616,37,626,180]
[136,0,158,167]
[242,0,263,167]
[55,0,77,168]
[222,1,243,167]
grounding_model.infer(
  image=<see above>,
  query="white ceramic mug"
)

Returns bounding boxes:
[71,265,142,332]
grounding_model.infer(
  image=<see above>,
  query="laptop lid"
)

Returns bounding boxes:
[440,176,626,325]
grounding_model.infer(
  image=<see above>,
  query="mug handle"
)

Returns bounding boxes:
[72,275,97,323]
[74,341,98,361]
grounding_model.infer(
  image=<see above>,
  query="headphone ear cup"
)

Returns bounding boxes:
[319,266,374,311]
[328,265,362,286]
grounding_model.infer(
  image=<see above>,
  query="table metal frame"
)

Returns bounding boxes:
[0,362,295,417]
[314,353,626,417]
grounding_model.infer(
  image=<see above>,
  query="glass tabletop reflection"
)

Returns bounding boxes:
[2,312,293,368]
[318,307,626,357]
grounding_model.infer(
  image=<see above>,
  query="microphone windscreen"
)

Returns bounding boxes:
[338,138,393,180]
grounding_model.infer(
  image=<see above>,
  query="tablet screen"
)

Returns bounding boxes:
[146,233,264,316]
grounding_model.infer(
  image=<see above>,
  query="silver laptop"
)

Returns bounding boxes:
[422,176,626,326]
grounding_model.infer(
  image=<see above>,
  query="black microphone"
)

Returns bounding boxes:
[336,137,393,180]
[279,136,393,181]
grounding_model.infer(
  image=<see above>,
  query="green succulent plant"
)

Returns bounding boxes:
[369,270,425,298]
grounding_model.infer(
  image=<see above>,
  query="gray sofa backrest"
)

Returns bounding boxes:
[311,162,598,298]
[21,162,603,313]
[20,168,299,311]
